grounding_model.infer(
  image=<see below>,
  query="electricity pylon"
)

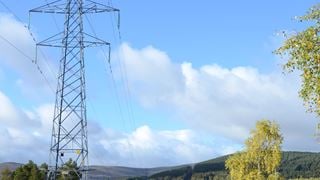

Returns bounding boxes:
[29,0,119,179]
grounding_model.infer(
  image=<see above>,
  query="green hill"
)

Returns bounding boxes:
[149,151,320,179]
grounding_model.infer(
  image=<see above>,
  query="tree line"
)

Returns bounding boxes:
[1,159,79,180]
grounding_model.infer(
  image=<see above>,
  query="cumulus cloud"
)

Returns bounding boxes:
[0,91,49,163]
[117,43,319,152]
[90,125,217,167]
[114,44,184,107]
[0,89,221,166]
[0,13,57,97]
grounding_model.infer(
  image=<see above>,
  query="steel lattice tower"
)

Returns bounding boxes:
[30,0,119,179]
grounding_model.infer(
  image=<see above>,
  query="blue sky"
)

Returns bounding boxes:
[0,0,319,167]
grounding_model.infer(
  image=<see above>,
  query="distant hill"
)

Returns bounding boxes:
[2,151,320,179]
[0,162,22,172]
[0,162,23,179]
[149,151,320,179]
[87,166,174,179]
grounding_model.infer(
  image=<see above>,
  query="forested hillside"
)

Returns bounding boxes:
[148,151,320,179]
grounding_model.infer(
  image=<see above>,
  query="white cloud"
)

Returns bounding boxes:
[0,91,36,128]
[91,125,216,167]
[117,43,319,152]
[0,13,57,97]
[115,43,183,107]
[0,91,49,163]
[0,90,221,167]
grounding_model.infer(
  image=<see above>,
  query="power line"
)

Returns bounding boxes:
[101,2,136,130]
[0,0,57,80]
[85,10,138,166]
[0,34,56,92]
[0,0,57,93]
[84,14,127,130]
[107,8,137,130]
[0,34,34,62]
[85,11,136,132]
[104,1,139,166]
[0,0,22,22]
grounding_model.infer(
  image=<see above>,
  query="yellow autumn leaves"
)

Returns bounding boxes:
[275,4,320,115]
[226,120,283,180]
